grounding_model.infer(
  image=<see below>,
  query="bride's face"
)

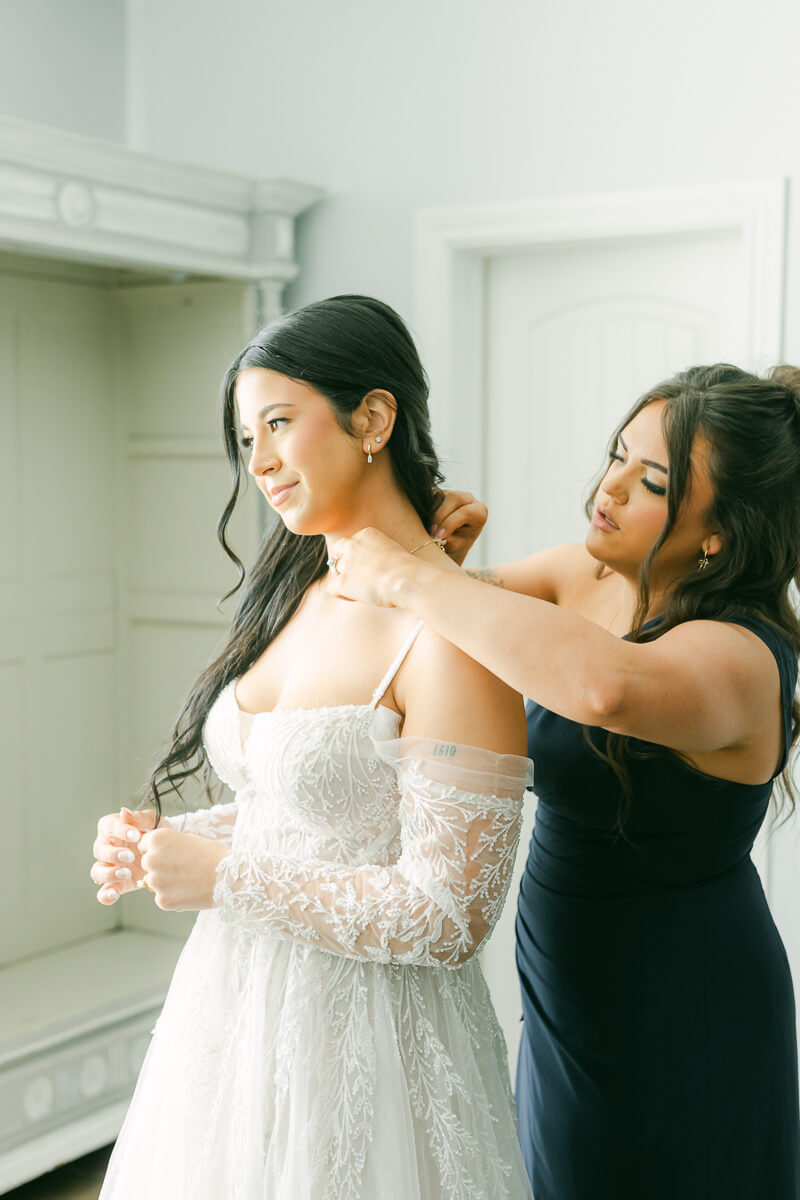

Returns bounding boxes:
[235,367,367,536]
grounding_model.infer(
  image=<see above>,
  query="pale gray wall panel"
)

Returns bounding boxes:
[0,0,125,140]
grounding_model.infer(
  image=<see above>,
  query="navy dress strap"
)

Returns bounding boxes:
[629,612,797,776]
[717,614,798,776]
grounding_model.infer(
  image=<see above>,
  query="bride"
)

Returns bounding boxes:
[91,294,534,1200]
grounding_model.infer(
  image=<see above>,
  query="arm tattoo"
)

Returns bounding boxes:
[465,567,506,589]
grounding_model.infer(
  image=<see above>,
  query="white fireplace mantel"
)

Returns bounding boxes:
[0,114,324,290]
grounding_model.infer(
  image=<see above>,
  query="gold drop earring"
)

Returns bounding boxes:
[366,436,381,464]
[698,548,710,570]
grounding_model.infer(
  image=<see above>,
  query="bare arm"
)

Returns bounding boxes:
[465,541,587,600]
[389,559,778,757]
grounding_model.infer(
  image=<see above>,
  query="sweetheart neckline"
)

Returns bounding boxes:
[225,680,402,723]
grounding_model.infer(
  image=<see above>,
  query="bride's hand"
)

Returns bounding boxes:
[326,527,416,608]
[429,490,487,566]
[91,806,164,903]
[136,827,230,912]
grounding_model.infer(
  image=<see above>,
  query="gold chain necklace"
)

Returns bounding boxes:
[409,537,446,555]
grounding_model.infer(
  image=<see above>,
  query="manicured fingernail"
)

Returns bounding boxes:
[126,829,140,842]
[104,888,118,901]
[115,868,132,879]
[435,527,446,540]
[118,849,135,863]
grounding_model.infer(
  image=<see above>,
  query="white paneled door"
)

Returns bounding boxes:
[430,207,787,1085]
[482,229,745,566]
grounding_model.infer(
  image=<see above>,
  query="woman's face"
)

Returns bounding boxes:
[586,398,720,584]
[235,367,365,537]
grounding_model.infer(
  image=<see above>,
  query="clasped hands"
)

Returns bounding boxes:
[90,807,229,912]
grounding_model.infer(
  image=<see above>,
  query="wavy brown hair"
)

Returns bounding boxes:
[582,363,800,834]
[135,294,444,826]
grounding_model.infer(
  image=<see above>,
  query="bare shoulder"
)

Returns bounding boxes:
[490,540,598,603]
[645,617,779,685]
[394,625,528,756]
[547,542,601,603]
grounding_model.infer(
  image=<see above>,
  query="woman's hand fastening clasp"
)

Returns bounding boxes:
[326,527,413,607]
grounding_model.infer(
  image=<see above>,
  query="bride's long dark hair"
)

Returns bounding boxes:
[137,294,444,827]
[583,362,800,833]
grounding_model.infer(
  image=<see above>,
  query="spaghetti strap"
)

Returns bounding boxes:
[370,619,425,709]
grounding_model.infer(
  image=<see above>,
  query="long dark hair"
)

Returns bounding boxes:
[137,294,444,826]
[583,363,800,833]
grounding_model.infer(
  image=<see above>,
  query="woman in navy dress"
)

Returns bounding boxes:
[329,362,800,1199]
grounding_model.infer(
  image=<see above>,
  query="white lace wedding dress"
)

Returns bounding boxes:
[98,619,535,1200]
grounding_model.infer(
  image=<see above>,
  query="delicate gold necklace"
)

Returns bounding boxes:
[409,537,446,555]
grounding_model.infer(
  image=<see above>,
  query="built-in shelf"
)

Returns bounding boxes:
[0,930,186,1193]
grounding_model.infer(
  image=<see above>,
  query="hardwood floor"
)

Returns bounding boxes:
[1,1145,114,1199]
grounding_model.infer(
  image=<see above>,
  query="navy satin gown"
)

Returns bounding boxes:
[515,614,800,1199]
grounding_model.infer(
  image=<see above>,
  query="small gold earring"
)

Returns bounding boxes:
[698,548,710,570]
[366,442,372,463]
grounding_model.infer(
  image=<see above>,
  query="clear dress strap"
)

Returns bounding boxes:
[370,619,425,708]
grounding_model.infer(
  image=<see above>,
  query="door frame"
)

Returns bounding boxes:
[412,179,787,526]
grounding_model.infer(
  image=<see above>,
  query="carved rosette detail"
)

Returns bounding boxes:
[23,1075,55,1121]
[79,1052,108,1097]
[56,181,96,229]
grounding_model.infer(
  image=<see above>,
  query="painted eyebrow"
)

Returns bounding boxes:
[239,402,296,431]
[617,433,668,475]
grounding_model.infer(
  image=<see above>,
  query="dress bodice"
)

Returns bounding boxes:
[198,616,425,865]
[188,610,533,976]
[202,689,406,865]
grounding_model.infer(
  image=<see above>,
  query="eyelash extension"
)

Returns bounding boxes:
[239,418,287,449]
[608,450,667,496]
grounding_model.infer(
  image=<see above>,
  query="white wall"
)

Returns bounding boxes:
[125,0,800,362]
[0,0,126,140]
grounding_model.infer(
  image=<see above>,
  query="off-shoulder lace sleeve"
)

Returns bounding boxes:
[211,737,532,968]
[165,801,239,847]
